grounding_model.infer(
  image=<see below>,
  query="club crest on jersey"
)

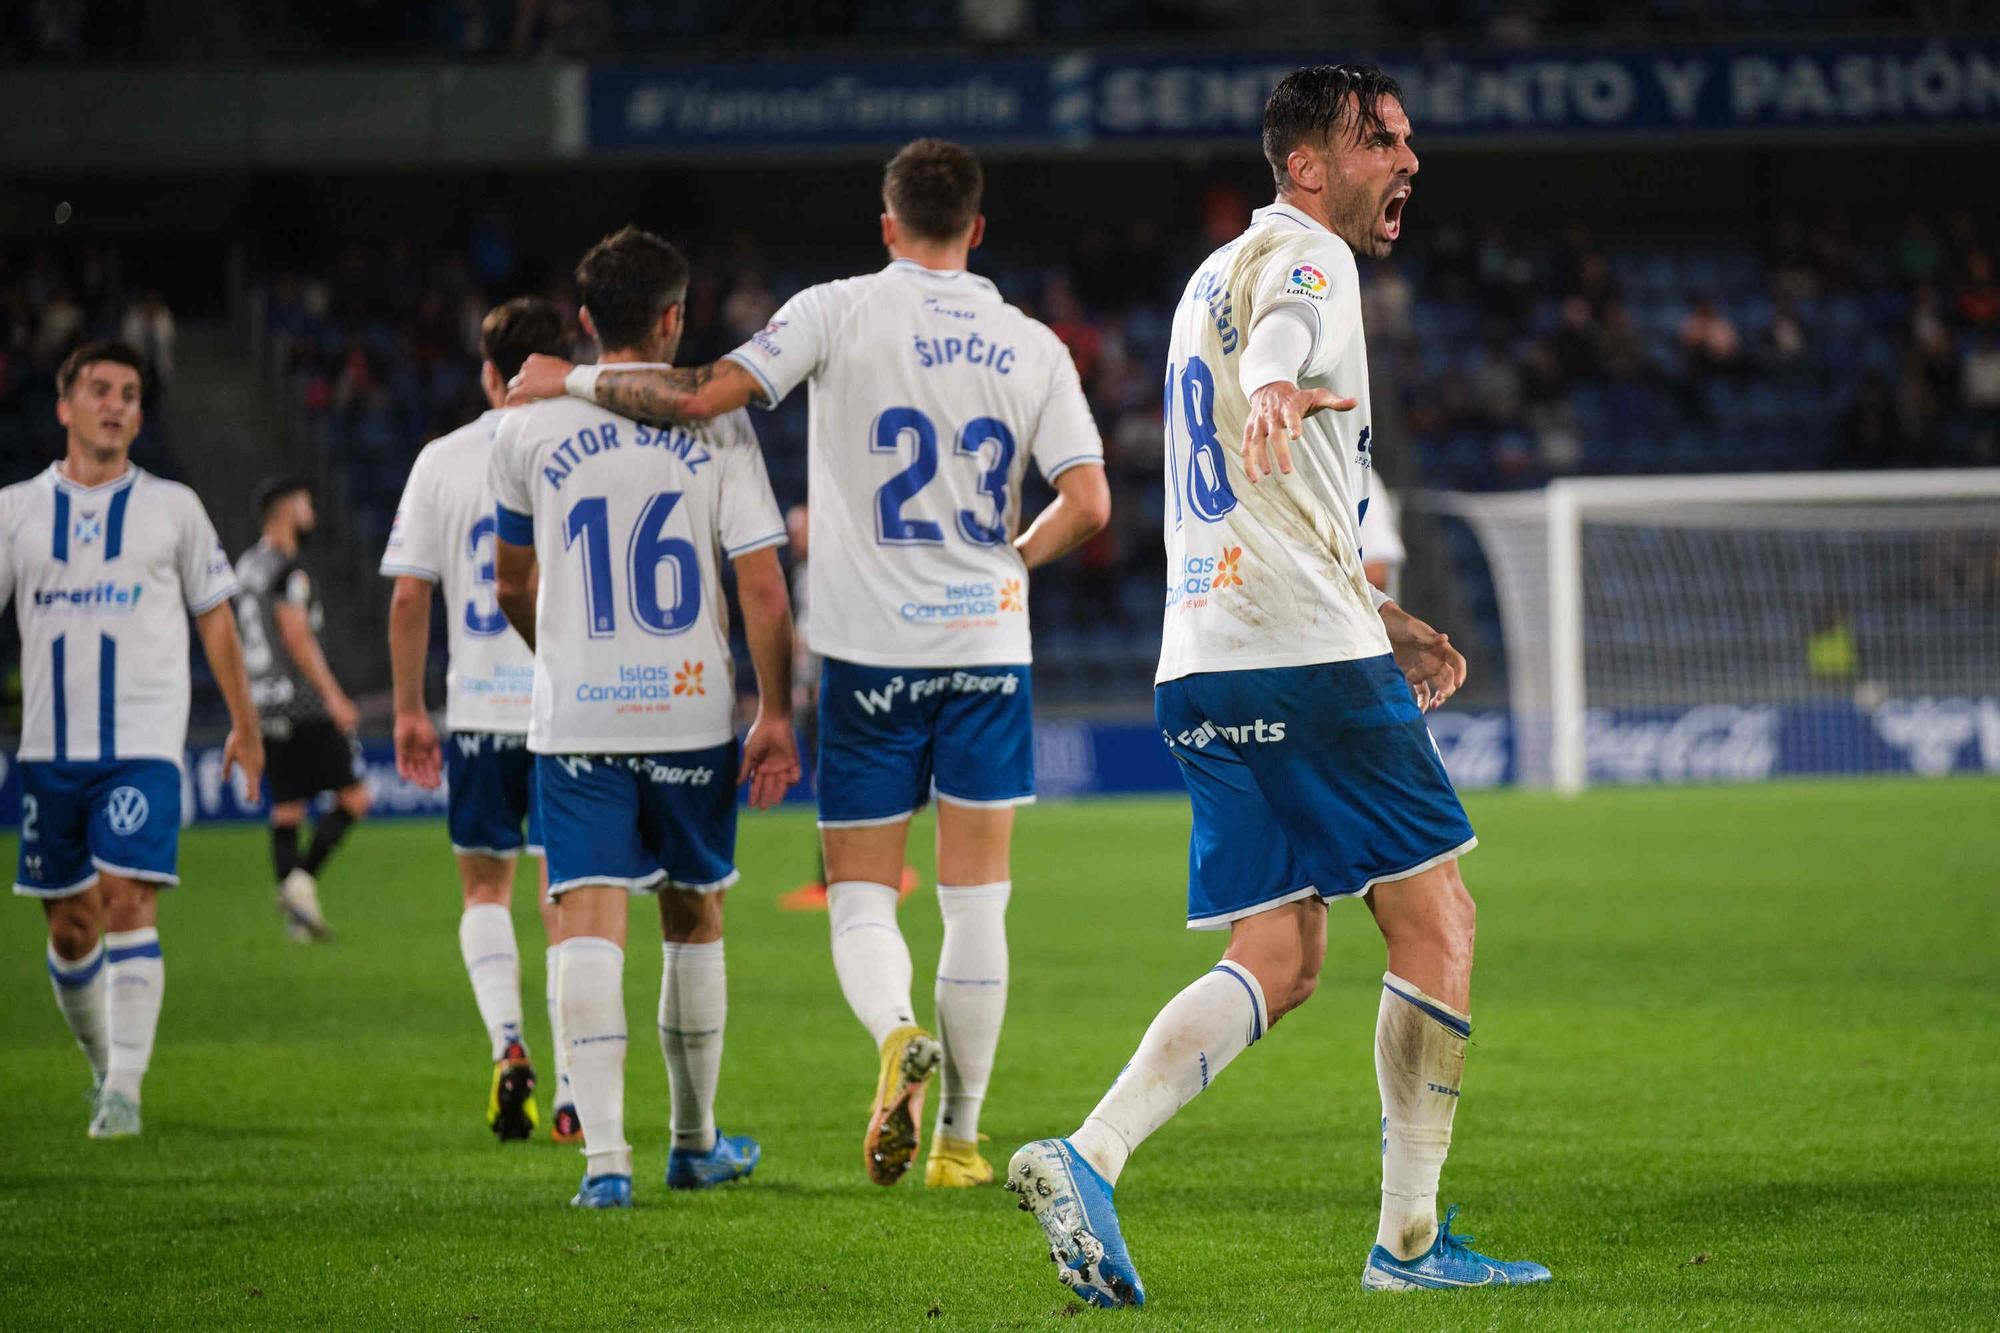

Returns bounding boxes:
[73,511,103,547]
[106,786,150,836]
[1287,264,1329,298]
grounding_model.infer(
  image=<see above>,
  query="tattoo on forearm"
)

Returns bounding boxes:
[599,365,714,426]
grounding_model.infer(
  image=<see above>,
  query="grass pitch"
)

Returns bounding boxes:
[2,780,1997,1330]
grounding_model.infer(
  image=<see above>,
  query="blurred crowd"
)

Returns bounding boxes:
[8,0,1980,60]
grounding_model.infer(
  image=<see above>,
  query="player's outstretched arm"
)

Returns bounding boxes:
[506,355,768,426]
[1236,305,1356,482]
[1378,599,1467,712]
[1016,463,1111,571]
[195,603,265,795]
[731,546,801,811]
[387,575,442,789]
[493,539,539,653]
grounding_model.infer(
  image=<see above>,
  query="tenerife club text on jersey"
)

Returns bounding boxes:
[381,408,534,733]
[1158,202,1390,684]
[0,465,237,764]
[723,258,1103,669]
[488,387,784,754]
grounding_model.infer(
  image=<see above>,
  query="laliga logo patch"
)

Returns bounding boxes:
[73,511,103,547]
[1287,264,1328,297]
[106,785,150,836]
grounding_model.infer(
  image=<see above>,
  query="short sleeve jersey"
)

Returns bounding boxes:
[722,259,1104,669]
[0,464,237,764]
[488,389,785,754]
[380,408,535,734]
[1156,202,1388,683]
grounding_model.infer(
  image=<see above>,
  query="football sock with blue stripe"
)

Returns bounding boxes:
[934,881,1010,1144]
[47,939,109,1082]
[827,882,916,1047]
[545,946,574,1107]
[1374,972,1469,1259]
[459,904,524,1060]
[1069,959,1267,1185]
[561,936,631,1177]
[659,940,725,1153]
[102,928,164,1105]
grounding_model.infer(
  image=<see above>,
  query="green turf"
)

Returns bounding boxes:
[3,780,1998,1329]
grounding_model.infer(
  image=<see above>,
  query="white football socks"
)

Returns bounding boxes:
[560,936,630,1178]
[1070,960,1267,1185]
[1374,971,1469,1260]
[827,881,916,1047]
[47,940,109,1082]
[102,928,164,1104]
[659,940,726,1153]
[933,882,1010,1144]
[545,945,573,1108]
[458,903,524,1060]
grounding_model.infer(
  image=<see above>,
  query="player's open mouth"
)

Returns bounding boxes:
[1381,187,1410,242]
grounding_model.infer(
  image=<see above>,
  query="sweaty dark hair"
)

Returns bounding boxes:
[479,296,569,381]
[574,226,689,351]
[882,138,983,242]
[1262,63,1406,189]
[252,475,312,520]
[56,339,145,398]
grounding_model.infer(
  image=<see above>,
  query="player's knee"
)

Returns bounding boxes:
[660,888,725,945]
[46,901,100,959]
[338,785,371,818]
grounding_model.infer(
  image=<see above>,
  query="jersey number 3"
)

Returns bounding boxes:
[872,406,1016,547]
[564,492,701,639]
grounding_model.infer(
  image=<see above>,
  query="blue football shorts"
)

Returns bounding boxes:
[533,745,739,897]
[14,758,183,897]
[445,731,543,858]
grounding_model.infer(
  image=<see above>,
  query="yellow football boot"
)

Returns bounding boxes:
[487,1040,540,1142]
[924,1133,993,1188]
[864,1024,942,1185]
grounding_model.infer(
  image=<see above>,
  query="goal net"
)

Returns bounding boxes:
[1429,471,2000,792]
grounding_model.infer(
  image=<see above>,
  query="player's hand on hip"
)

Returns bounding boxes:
[1240,382,1357,484]
[506,354,574,406]
[224,727,265,797]
[394,711,443,789]
[741,714,801,811]
[1380,602,1468,712]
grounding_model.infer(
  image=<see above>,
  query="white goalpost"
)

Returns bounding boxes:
[1429,470,2000,793]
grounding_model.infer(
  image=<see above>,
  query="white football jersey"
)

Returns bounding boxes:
[489,387,784,754]
[723,258,1103,669]
[1156,202,1388,684]
[0,464,238,765]
[380,408,535,734]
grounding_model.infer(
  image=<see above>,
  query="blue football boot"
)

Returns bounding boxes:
[1005,1138,1146,1309]
[1362,1205,1552,1290]
[570,1173,634,1209]
[667,1131,761,1190]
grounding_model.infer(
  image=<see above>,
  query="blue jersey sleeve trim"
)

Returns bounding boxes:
[721,350,784,411]
[725,530,787,558]
[1041,453,1106,482]
[495,504,535,546]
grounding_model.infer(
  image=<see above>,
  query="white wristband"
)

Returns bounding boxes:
[564,364,604,403]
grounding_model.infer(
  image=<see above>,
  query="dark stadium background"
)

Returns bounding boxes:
[2,0,1996,765]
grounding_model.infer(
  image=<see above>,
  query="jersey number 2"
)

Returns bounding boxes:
[873,406,1016,547]
[564,492,701,638]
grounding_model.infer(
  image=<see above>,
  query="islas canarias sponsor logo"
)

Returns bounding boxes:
[900,580,1025,624]
[1165,547,1244,611]
[31,581,144,613]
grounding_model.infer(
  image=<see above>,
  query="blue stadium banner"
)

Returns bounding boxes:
[588,38,2000,152]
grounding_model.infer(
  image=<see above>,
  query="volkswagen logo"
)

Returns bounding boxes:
[106,785,150,837]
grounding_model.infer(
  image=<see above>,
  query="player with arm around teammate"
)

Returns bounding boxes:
[382,296,580,1143]
[509,140,1112,1191]
[1003,66,1550,1306]
[234,478,370,941]
[2,340,263,1138]
[490,226,800,1208]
